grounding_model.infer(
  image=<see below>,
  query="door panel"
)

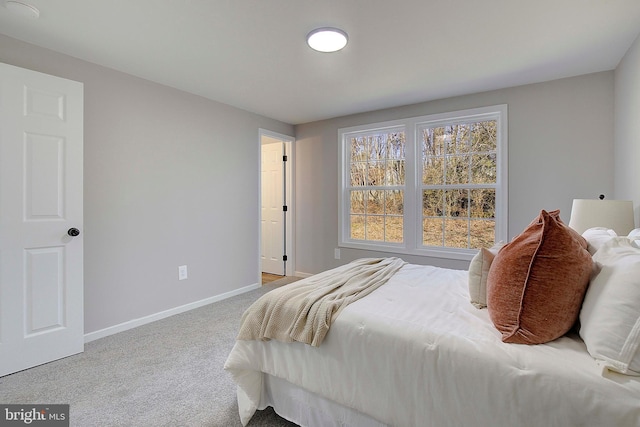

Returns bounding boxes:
[0,62,83,377]
[25,133,65,218]
[25,247,65,334]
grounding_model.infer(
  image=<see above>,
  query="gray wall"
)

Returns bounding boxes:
[294,72,615,274]
[0,35,294,334]
[615,33,640,223]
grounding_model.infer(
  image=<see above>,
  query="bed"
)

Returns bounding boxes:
[225,214,640,427]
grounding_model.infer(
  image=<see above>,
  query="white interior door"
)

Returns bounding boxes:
[0,62,84,377]
[261,140,284,275]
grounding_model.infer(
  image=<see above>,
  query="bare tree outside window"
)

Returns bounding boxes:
[420,121,497,249]
[349,130,405,243]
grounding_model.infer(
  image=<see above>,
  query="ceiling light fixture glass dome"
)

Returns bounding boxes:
[4,1,40,18]
[306,27,348,52]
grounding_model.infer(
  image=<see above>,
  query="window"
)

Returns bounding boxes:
[339,105,507,260]
[348,128,405,244]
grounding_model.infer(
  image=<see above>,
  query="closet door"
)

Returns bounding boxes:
[0,62,84,377]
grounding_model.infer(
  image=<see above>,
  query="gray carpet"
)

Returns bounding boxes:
[0,277,302,426]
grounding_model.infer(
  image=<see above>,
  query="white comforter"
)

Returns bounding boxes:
[224,264,640,427]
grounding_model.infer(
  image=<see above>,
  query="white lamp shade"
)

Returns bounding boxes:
[568,199,635,235]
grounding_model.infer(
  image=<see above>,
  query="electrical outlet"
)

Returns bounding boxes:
[334,248,341,259]
[178,265,188,280]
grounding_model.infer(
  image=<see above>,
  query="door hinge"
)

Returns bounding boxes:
[283,205,288,212]
[283,155,288,162]
[283,255,288,261]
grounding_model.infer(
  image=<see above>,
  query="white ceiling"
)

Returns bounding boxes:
[1,0,639,125]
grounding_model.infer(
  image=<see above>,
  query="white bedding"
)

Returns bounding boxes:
[224,263,640,426]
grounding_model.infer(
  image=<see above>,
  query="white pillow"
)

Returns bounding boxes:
[626,229,640,249]
[579,237,640,375]
[468,242,504,309]
[581,227,617,255]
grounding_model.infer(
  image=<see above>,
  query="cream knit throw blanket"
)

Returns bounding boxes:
[237,257,406,347]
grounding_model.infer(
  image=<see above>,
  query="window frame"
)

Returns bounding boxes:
[338,105,508,261]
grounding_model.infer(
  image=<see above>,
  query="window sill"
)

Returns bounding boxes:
[339,241,477,261]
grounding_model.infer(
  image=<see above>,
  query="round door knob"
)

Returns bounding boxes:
[67,228,80,237]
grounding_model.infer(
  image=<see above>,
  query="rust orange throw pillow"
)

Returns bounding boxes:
[486,210,592,344]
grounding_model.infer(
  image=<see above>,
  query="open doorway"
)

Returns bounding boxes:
[259,129,294,283]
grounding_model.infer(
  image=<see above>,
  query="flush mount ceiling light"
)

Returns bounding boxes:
[4,1,40,19]
[307,27,348,52]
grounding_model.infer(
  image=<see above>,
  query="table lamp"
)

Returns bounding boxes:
[568,196,635,235]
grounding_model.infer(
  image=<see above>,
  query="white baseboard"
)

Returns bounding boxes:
[294,271,313,278]
[84,282,261,343]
